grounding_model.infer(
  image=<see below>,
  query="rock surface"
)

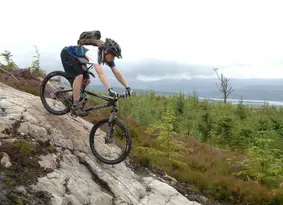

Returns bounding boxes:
[0,152,12,168]
[0,82,201,205]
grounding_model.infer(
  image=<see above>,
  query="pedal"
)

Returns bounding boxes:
[68,111,77,118]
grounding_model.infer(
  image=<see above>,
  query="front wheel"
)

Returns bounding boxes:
[89,118,132,165]
[40,71,73,115]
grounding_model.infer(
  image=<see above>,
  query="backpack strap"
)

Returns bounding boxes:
[75,45,88,57]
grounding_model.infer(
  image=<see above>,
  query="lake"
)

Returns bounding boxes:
[199,97,283,107]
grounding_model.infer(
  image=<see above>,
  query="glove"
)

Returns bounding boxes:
[125,87,133,96]
[108,88,118,98]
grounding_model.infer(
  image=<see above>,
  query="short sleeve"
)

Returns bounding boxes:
[84,45,99,64]
[107,61,116,68]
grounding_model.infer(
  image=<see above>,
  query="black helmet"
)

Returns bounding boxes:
[103,38,122,58]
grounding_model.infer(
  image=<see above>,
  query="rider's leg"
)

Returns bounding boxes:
[80,72,91,92]
[82,78,91,89]
[60,48,88,116]
[72,75,88,116]
[72,74,83,105]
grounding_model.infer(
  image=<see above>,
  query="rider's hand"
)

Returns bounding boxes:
[108,88,118,98]
[125,87,133,97]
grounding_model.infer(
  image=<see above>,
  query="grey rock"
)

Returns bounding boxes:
[1,152,12,168]
[38,153,59,170]
[15,185,27,195]
[139,177,200,205]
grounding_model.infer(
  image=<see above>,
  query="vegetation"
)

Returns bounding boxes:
[30,45,45,76]
[0,50,17,68]
[116,91,283,204]
[0,48,46,96]
[0,140,54,205]
[1,51,283,204]
[82,90,283,204]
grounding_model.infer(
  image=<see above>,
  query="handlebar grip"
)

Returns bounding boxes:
[117,93,128,98]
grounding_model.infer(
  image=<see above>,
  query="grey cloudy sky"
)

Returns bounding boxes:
[1,0,283,80]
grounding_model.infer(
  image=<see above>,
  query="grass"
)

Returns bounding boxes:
[127,124,283,205]
[7,192,27,205]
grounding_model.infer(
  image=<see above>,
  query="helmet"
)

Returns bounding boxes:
[103,38,122,58]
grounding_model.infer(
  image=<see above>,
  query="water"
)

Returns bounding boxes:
[198,97,283,107]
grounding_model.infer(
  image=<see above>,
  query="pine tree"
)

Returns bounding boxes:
[0,50,17,68]
[175,92,185,115]
[31,45,40,72]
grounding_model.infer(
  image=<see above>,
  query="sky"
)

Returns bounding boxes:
[1,0,283,80]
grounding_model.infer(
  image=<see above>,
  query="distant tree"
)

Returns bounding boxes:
[198,102,213,144]
[175,91,185,115]
[0,50,13,64]
[213,68,234,103]
[236,97,248,120]
[0,50,17,68]
[31,45,40,72]
[30,45,46,77]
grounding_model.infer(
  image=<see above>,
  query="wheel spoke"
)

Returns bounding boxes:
[40,71,73,115]
[89,118,132,165]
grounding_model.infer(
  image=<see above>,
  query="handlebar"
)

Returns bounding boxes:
[115,93,131,99]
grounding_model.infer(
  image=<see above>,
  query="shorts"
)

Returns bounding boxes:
[60,48,90,86]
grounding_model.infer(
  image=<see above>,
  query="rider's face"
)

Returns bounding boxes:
[104,50,115,62]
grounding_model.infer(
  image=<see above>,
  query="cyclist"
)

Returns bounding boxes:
[60,38,132,116]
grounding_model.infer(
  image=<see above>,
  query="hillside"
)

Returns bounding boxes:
[0,81,200,205]
[92,77,283,101]
[1,66,283,205]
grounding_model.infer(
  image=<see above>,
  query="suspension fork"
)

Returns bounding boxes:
[109,106,118,132]
[105,106,118,143]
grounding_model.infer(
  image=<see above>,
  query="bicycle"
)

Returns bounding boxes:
[39,59,132,165]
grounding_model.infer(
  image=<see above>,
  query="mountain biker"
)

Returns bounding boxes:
[60,38,132,116]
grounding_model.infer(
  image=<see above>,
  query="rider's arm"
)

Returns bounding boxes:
[110,66,129,88]
[93,63,111,89]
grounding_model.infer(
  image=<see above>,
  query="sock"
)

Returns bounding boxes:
[73,100,80,106]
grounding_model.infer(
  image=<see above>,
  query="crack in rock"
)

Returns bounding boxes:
[165,193,179,204]
[2,114,25,138]
[0,106,6,116]
[63,176,71,195]
[76,155,116,205]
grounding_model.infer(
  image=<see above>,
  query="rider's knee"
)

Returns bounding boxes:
[76,74,84,80]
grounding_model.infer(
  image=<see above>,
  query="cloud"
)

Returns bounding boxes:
[118,58,283,81]
[118,59,216,79]
[1,0,283,80]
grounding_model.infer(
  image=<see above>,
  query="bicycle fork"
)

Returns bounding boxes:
[105,108,118,144]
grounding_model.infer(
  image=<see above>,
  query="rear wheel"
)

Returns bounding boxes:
[40,71,73,115]
[89,118,132,165]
